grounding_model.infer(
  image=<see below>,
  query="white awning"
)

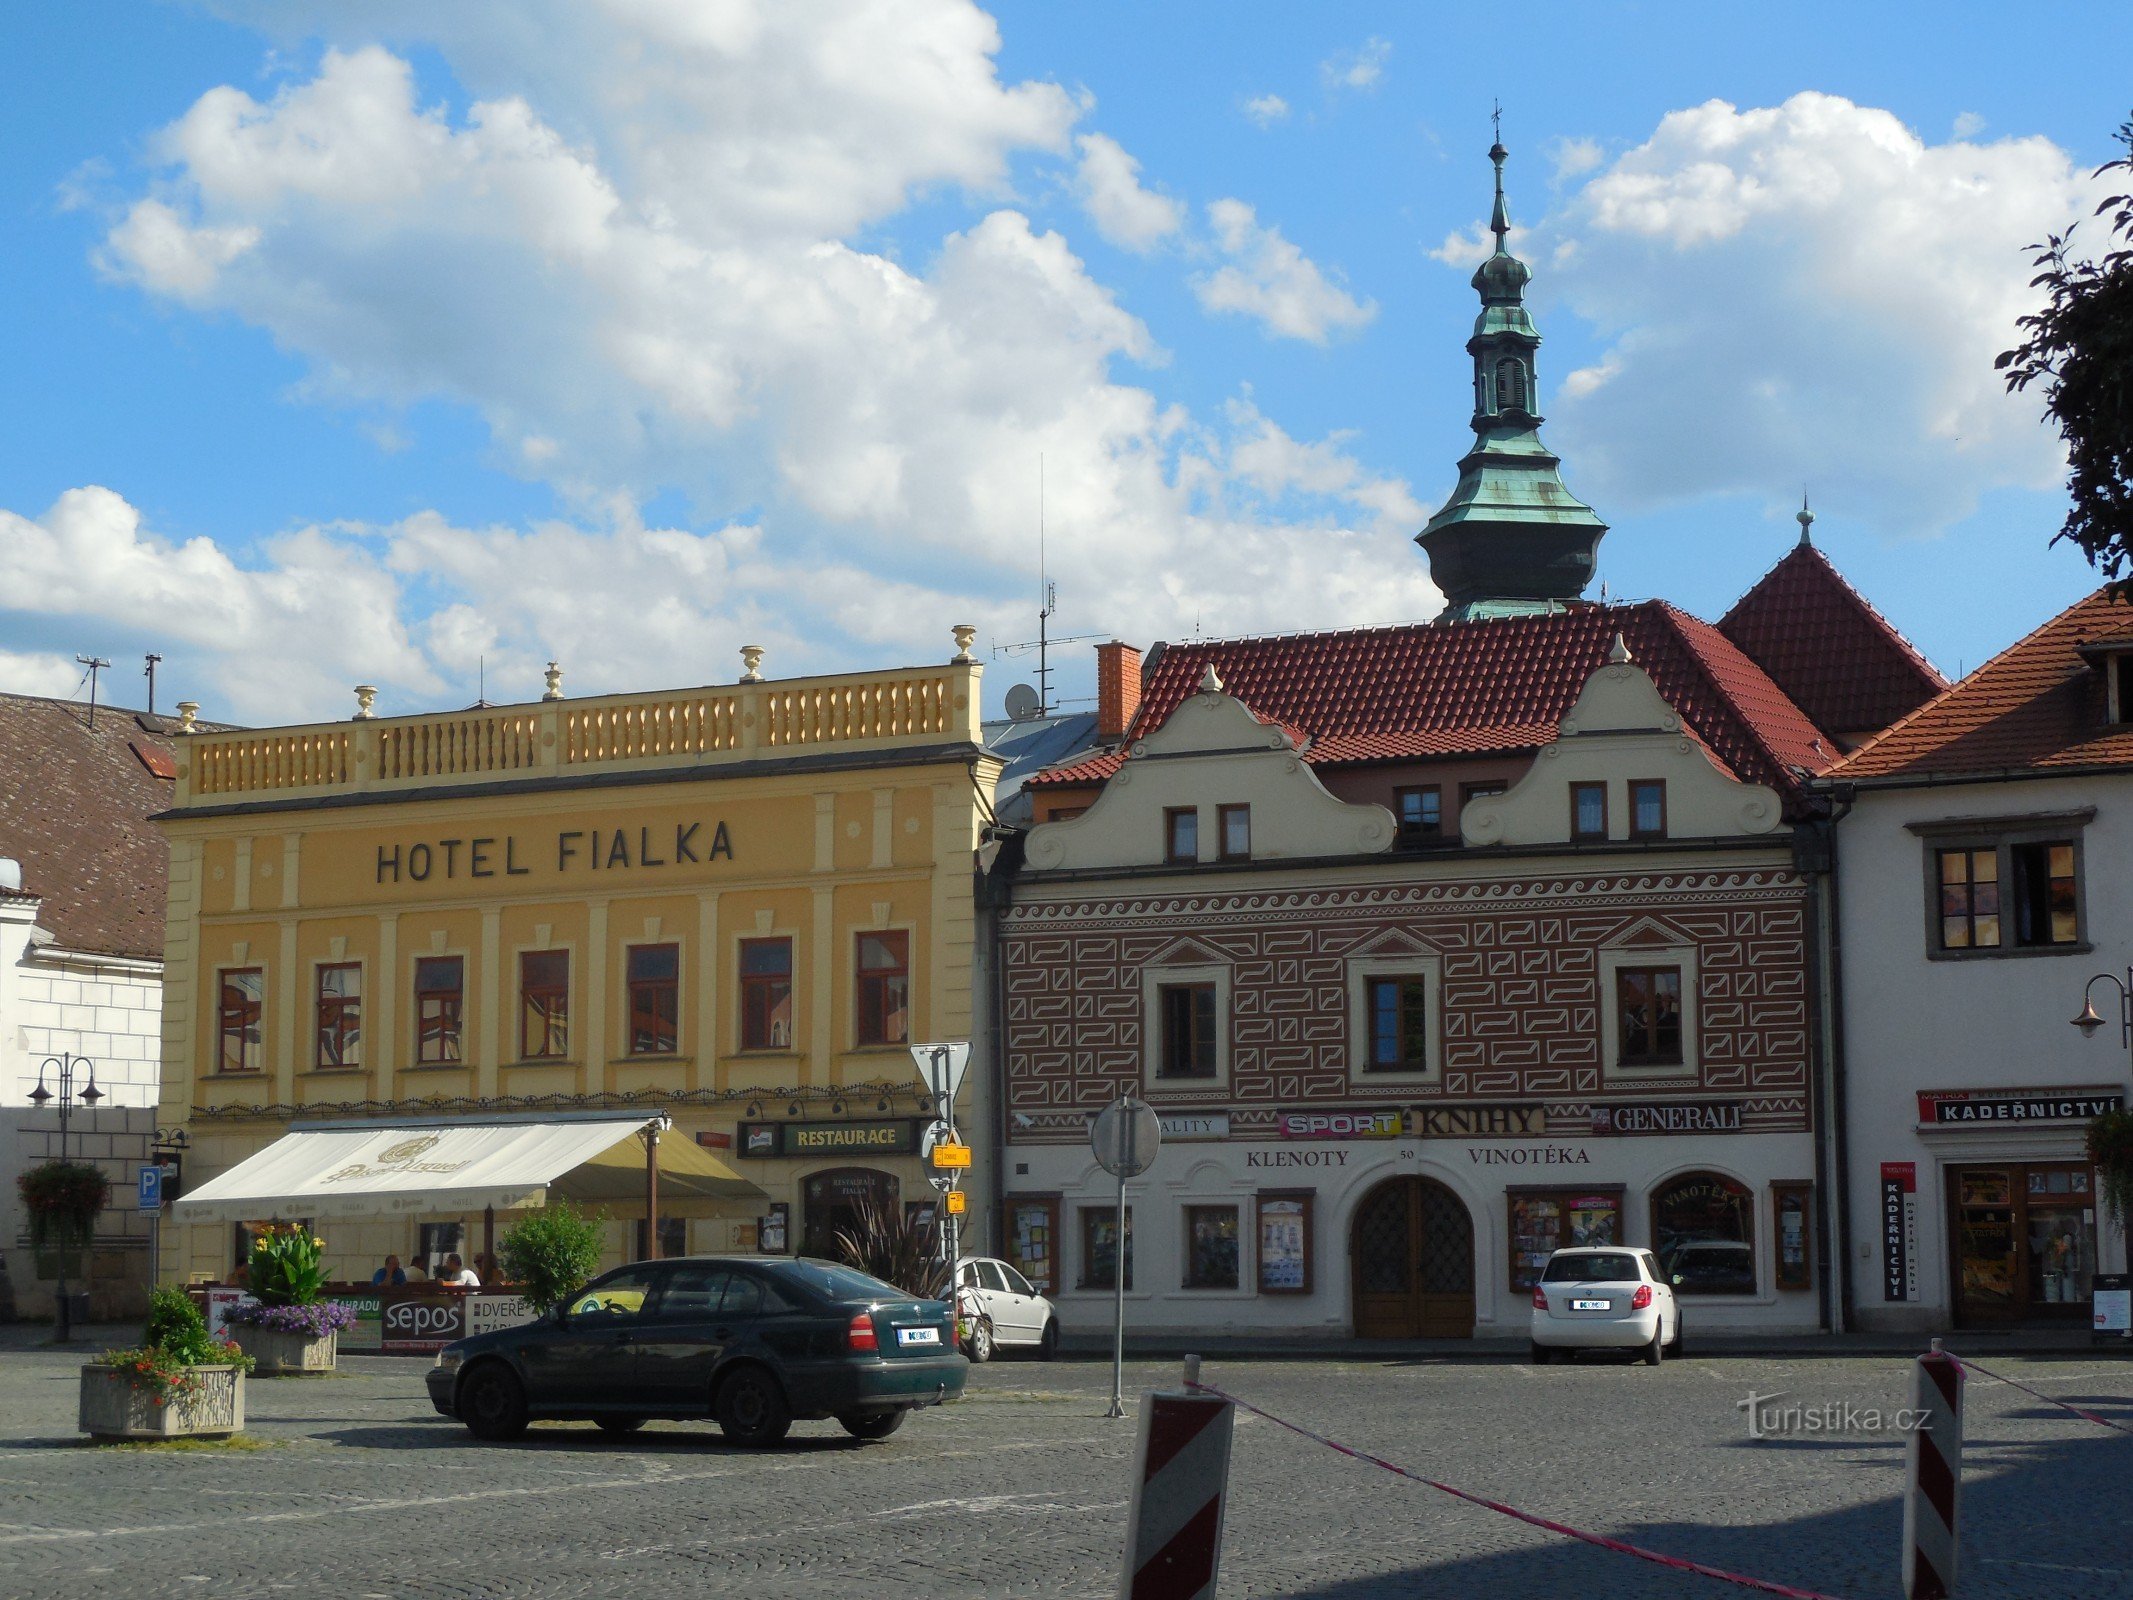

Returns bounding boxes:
[175,1114,763,1225]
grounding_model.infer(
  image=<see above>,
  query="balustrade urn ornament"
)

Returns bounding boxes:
[353,685,378,720]
[739,644,766,683]
[175,701,200,734]
[542,662,564,701]
[951,624,978,664]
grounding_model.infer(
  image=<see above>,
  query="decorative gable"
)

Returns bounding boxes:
[1461,644,1784,847]
[1023,677,1395,872]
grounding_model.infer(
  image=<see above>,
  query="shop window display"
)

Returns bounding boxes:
[1080,1206,1133,1290]
[1255,1192,1312,1293]
[1651,1173,1756,1295]
[1507,1190,1622,1292]
[1185,1205,1240,1289]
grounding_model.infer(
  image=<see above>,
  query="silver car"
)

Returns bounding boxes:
[1529,1246,1681,1365]
[950,1256,1059,1362]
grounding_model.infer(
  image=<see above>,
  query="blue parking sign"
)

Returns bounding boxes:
[137,1164,162,1211]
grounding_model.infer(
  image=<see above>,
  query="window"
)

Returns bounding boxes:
[1157,983,1218,1078]
[1393,786,1442,841]
[2010,842,2078,947]
[1629,780,1666,840]
[1937,848,2000,949]
[1495,356,1527,412]
[1365,976,1429,1071]
[739,938,793,1049]
[1772,1182,1814,1293]
[565,1266,659,1322]
[634,1214,687,1261]
[1256,1192,1314,1293]
[1930,829,2083,955]
[1571,782,1608,841]
[1460,781,1506,808]
[1080,1206,1132,1290]
[1652,1174,1757,1296]
[855,930,910,1045]
[519,950,570,1059]
[627,944,679,1054]
[1508,1189,1624,1292]
[1185,1205,1240,1289]
[314,963,361,1070]
[1164,807,1199,864]
[1615,966,1683,1067]
[413,956,464,1065]
[1007,1196,1061,1296]
[218,968,264,1074]
[999,1262,1037,1297]
[1218,804,1251,861]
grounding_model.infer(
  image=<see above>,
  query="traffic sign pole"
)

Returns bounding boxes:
[1092,1096,1162,1420]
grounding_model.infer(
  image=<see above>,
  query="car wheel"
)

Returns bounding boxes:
[459,1363,529,1441]
[715,1366,792,1447]
[1529,1342,1551,1366]
[837,1408,908,1441]
[594,1416,646,1436]
[1037,1318,1060,1362]
[1642,1325,1664,1367]
[966,1316,995,1364]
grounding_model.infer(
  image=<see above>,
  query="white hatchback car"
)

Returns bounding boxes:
[950,1256,1060,1362]
[1529,1246,1681,1365]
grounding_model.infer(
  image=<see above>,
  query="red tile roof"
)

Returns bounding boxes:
[1719,543,1946,737]
[0,695,183,959]
[1030,600,1837,799]
[1835,587,2133,780]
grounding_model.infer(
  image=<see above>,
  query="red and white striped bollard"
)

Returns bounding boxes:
[1902,1339,1964,1599]
[1120,1354,1235,1600]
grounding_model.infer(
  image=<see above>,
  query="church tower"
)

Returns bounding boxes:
[1417,139,1608,620]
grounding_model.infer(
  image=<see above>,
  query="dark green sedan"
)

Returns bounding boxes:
[427,1256,966,1446]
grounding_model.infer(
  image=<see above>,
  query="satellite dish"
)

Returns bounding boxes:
[1004,683,1042,721]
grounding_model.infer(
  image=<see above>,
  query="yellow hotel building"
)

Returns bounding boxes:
[153,649,1000,1284]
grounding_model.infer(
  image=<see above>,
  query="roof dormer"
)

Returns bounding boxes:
[2074,636,2133,725]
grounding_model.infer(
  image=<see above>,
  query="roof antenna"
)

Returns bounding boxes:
[1037,455,1056,715]
[1797,491,1815,547]
[76,654,111,731]
[144,652,162,718]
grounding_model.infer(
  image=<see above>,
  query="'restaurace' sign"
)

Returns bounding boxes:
[1915,1089,2124,1125]
[736,1119,921,1158]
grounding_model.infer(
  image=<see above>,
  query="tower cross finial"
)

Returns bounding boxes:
[1487,110,1511,248]
[1492,99,1502,142]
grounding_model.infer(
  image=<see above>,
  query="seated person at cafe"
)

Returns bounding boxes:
[440,1253,482,1288]
[371,1253,407,1287]
[405,1254,429,1281]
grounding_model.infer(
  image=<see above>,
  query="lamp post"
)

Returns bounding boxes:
[2070,967,2133,1069]
[28,1054,103,1343]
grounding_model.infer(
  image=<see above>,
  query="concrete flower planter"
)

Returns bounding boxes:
[79,1364,246,1441]
[230,1324,339,1375]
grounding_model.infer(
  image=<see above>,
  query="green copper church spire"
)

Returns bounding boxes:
[1417,136,1607,621]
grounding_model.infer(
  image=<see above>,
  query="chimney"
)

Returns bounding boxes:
[1095,641,1142,739]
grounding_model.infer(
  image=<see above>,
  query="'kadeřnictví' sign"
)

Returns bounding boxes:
[1915,1089,2123,1125]
[376,822,733,883]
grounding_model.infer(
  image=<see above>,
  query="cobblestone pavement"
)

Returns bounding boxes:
[0,1346,2128,1599]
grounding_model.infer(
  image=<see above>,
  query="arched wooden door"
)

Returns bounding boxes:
[1350,1177,1475,1338]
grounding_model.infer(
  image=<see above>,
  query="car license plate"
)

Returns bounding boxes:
[896,1325,941,1348]
[1571,1298,1609,1311]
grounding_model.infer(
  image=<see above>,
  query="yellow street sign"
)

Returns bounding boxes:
[945,1189,968,1216]
[930,1140,971,1169]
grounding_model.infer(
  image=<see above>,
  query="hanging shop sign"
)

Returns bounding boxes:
[736,1119,921,1158]
[1413,1104,1544,1137]
[1278,1111,1400,1140]
[1881,1161,1918,1302]
[1915,1089,2123,1126]
[1158,1112,1231,1141]
[1589,1101,1743,1135]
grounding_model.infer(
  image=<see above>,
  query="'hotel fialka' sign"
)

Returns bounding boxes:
[376,822,733,884]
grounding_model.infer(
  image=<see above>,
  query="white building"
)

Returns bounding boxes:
[1831,588,2133,1332]
[1,693,179,1321]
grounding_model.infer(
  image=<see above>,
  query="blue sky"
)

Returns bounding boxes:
[2,1,2127,724]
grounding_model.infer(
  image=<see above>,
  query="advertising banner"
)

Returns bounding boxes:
[1278,1111,1400,1140]
[1915,1089,2122,1125]
[1881,1161,1918,1302]
[381,1294,466,1353]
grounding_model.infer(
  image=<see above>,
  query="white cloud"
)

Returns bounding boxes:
[1320,38,1390,93]
[1550,137,1604,181]
[1243,94,1289,128]
[1072,132,1183,252]
[1523,93,2091,536]
[1195,199,1377,344]
[1953,111,1988,139]
[0,650,92,702]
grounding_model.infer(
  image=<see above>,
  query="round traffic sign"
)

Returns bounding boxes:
[1091,1096,1162,1178]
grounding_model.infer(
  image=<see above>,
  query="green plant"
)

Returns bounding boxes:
[2088,1109,2133,1229]
[246,1225,327,1308]
[95,1340,252,1406]
[830,1196,950,1301]
[144,1286,218,1363]
[498,1202,606,1313]
[19,1162,109,1248]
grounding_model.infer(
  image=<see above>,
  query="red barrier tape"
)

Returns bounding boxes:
[1950,1353,2133,1435]
[1185,1379,1853,1600]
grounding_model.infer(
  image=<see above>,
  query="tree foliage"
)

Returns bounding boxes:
[1998,115,2133,588]
[498,1202,606,1313]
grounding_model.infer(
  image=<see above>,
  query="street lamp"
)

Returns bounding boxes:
[28,1053,103,1343]
[2071,967,2133,1064]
